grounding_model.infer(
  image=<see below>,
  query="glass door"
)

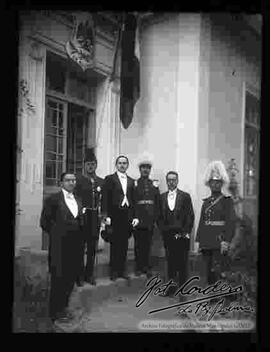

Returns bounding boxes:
[67,103,90,176]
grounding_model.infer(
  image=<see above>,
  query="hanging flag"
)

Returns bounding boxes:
[120,13,140,129]
[66,12,95,71]
[95,18,123,149]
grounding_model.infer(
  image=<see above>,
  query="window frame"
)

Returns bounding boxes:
[44,96,68,195]
[44,50,97,196]
[243,88,260,200]
[241,83,260,234]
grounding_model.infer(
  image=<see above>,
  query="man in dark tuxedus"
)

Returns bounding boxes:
[40,172,84,324]
[101,155,139,281]
[74,148,104,285]
[133,153,160,278]
[158,171,194,299]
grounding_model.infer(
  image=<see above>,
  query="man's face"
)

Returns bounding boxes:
[61,174,76,192]
[85,161,97,174]
[166,174,178,191]
[116,157,129,173]
[140,164,151,178]
[209,179,223,193]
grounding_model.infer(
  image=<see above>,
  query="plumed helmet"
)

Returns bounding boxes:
[137,152,154,167]
[203,160,230,186]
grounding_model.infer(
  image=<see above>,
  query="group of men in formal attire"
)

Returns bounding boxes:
[40,150,236,324]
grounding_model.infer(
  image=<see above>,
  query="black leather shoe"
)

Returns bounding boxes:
[85,277,96,285]
[55,315,73,324]
[178,294,187,303]
[163,286,177,297]
[110,273,118,281]
[135,270,142,277]
[76,279,84,287]
[146,271,153,279]
[54,310,69,321]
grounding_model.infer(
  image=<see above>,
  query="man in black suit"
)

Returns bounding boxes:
[74,149,104,285]
[101,155,139,281]
[40,172,84,323]
[159,171,194,298]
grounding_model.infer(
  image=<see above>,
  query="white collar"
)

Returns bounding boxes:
[117,171,127,178]
[168,189,177,195]
[62,188,74,198]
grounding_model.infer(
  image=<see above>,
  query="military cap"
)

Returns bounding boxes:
[84,147,97,163]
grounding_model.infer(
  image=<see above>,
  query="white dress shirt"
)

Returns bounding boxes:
[167,189,177,211]
[62,189,78,218]
[117,171,129,206]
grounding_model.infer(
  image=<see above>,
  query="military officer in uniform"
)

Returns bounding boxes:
[133,153,160,278]
[195,160,236,285]
[74,148,104,285]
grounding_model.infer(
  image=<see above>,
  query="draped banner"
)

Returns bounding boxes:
[120,13,140,129]
[66,12,95,71]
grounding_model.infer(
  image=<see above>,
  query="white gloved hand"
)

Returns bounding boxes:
[221,241,230,254]
[105,217,111,226]
[82,207,86,214]
[132,218,139,227]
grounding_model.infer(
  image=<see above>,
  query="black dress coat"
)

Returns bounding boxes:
[101,172,137,221]
[40,190,84,277]
[158,189,195,235]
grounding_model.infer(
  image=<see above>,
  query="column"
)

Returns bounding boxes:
[175,14,202,251]
[16,29,46,249]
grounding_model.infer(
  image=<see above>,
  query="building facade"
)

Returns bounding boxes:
[16,12,261,257]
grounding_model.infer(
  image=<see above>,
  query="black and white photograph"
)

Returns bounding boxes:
[12,10,261,333]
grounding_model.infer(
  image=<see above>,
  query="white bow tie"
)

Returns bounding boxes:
[66,193,74,199]
[120,174,126,179]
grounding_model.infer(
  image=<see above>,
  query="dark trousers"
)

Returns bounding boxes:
[164,235,190,287]
[78,210,99,280]
[85,237,98,278]
[49,230,82,320]
[134,228,153,272]
[201,248,221,285]
[110,207,131,277]
[49,269,75,320]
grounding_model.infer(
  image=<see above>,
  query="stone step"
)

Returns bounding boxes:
[69,274,151,313]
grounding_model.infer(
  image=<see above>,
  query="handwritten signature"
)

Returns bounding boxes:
[136,275,254,320]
